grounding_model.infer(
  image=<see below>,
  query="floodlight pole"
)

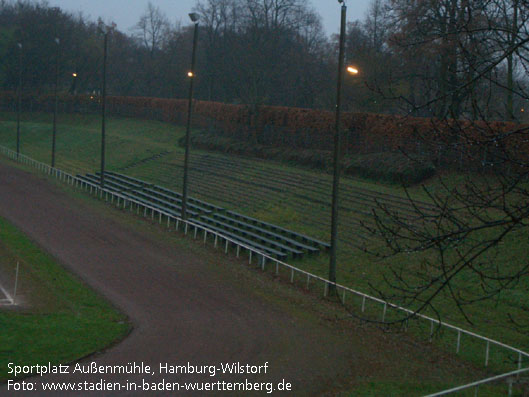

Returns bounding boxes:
[100,31,108,188]
[16,43,22,159]
[329,2,347,293]
[51,38,60,168]
[181,15,199,220]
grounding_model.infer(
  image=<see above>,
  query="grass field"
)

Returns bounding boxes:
[0,111,527,382]
[0,216,130,382]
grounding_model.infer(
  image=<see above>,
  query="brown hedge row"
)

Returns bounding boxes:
[1,92,527,168]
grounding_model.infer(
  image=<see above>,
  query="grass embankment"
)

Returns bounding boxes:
[0,216,130,381]
[186,131,436,185]
[0,112,527,379]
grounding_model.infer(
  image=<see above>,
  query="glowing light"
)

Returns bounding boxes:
[187,71,194,77]
[347,66,359,75]
[72,73,77,77]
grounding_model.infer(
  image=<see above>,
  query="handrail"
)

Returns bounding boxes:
[424,367,529,396]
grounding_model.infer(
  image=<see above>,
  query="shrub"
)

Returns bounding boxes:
[1,92,525,172]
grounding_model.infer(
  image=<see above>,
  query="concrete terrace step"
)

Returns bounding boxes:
[80,171,330,258]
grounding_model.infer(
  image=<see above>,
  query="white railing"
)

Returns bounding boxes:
[0,284,15,306]
[1,144,528,396]
[425,367,529,396]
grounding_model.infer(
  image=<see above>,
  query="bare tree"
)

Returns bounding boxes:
[194,0,328,107]
[133,2,169,58]
[363,0,529,330]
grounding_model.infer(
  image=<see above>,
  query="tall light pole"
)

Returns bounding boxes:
[98,23,114,188]
[51,37,60,168]
[181,12,200,220]
[16,42,22,159]
[329,0,347,293]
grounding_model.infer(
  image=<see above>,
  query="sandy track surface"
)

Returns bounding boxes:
[0,162,374,396]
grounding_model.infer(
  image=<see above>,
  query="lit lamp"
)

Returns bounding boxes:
[181,12,200,220]
[70,72,78,95]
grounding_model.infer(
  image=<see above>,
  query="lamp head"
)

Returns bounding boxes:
[189,13,199,23]
[98,21,116,34]
[347,66,359,75]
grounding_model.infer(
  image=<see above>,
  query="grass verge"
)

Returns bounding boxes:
[0,216,131,382]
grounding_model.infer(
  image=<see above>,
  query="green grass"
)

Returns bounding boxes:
[0,216,130,381]
[0,111,527,382]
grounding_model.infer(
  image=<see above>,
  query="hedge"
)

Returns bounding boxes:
[0,92,527,170]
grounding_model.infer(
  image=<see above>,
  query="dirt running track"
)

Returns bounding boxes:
[0,161,465,396]
[0,162,370,396]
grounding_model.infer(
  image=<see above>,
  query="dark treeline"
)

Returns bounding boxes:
[0,0,528,120]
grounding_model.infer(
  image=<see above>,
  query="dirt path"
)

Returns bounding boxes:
[0,161,478,396]
[0,161,367,396]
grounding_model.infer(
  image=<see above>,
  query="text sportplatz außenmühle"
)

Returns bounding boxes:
[8,361,270,377]
[7,361,293,394]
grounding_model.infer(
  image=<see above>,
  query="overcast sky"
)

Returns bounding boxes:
[43,0,371,37]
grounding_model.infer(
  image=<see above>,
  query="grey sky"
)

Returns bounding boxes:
[43,0,371,37]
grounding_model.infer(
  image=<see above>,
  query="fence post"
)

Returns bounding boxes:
[430,321,434,342]
[485,341,490,367]
[13,261,19,305]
